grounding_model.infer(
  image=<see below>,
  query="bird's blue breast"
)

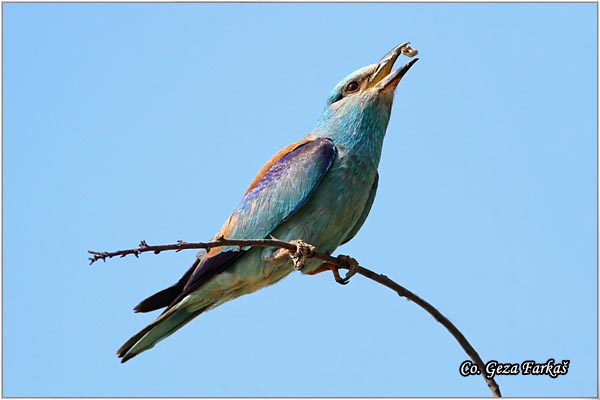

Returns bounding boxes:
[267,140,380,271]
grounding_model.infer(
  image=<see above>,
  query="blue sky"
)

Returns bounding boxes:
[3,2,597,397]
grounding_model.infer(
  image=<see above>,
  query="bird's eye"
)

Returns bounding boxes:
[345,81,360,93]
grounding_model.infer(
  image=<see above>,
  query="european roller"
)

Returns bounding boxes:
[118,42,418,362]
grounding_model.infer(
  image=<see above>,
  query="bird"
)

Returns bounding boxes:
[117,42,418,362]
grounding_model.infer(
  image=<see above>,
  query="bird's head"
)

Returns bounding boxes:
[326,43,418,107]
[315,43,418,146]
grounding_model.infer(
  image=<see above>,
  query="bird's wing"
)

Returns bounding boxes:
[224,136,337,240]
[134,136,336,313]
[182,136,336,293]
[340,171,378,245]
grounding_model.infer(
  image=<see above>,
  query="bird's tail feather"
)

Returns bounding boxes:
[134,285,184,314]
[133,258,201,313]
[117,306,207,363]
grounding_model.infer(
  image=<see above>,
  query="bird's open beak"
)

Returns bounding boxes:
[368,42,419,91]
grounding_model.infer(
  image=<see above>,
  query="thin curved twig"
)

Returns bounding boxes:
[88,238,501,397]
[355,267,501,397]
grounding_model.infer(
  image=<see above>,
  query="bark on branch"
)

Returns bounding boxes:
[88,238,501,397]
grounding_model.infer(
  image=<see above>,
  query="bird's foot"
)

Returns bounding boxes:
[289,240,316,270]
[330,255,359,285]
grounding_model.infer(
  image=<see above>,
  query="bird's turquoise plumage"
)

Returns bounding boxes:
[117,43,418,362]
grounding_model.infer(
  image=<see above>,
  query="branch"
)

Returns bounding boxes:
[355,267,501,397]
[89,238,501,397]
[89,237,341,266]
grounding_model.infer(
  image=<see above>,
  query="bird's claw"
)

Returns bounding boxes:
[330,265,349,285]
[331,255,359,285]
[289,240,316,270]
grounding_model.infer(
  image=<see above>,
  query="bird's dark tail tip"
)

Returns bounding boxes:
[117,306,209,363]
